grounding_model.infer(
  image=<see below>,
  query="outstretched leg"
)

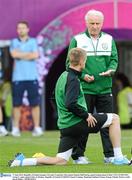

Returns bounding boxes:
[103,113,130,165]
[9,156,67,167]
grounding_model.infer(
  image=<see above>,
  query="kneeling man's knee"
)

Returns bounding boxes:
[113,114,120,124]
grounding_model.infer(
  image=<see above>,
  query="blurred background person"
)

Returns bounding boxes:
[115,72,132,129]
[0,81,12,136]
[10,21,43,137]
[0,48,11,136]
[0,106,8,136]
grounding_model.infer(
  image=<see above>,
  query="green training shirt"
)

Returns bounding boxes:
[66,31,118,94]
[55,69,88,129]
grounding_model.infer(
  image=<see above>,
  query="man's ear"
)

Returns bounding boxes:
[85,21,88,27]
[79,62,82,67]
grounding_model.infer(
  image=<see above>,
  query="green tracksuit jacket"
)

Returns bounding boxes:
[66,30,118,94]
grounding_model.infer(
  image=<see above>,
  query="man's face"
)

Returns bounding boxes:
[86,15,103,37]
[17,23,29,38]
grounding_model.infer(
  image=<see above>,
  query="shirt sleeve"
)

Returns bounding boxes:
[29,38,38,53]
[9,39,16,52]
[66,38,77,70]
[107,39,118,71]
[65,74,88,120]
[66,38,87,81]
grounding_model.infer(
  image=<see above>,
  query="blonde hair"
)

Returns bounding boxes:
[68,48,87,66]
[85,9,104,22]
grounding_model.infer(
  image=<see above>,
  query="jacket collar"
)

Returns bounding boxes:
[68,68,82,77]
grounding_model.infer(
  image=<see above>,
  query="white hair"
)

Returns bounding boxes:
[85,9,104,22]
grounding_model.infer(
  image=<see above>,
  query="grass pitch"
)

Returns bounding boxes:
[0,130,132,173]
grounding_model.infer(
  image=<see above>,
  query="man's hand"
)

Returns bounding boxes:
[86,114,97,127]
[84,74,94,82]
[99,70,115,76]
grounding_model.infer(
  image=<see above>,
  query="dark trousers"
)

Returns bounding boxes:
[72,93,114,160]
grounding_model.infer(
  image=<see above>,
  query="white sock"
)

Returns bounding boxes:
[11,158,37,167]
[0,125,6,130]
[22,158,37,166]
[34,126,42,131]
[12,127,20,132]
[113,147,123,160]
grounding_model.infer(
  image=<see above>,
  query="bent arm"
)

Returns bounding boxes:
[10,50,39,60]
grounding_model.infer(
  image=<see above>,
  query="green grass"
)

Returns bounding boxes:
[0,130,132,173]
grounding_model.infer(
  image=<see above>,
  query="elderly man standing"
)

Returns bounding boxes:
[66,9,118,164]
